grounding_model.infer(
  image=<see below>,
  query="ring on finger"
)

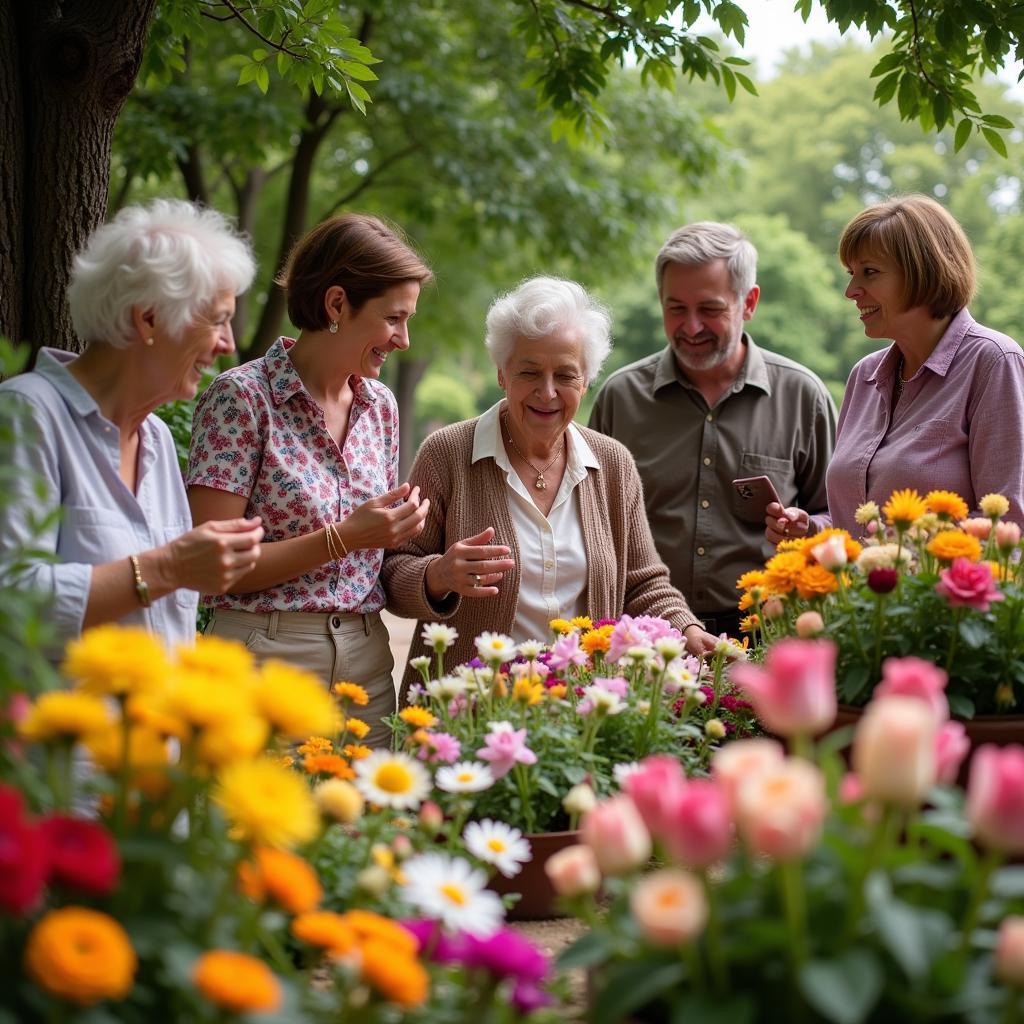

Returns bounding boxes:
[472,573,482,587]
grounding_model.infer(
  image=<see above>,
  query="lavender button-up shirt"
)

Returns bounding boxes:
[0,348,197,658]
[815,309,1024,534]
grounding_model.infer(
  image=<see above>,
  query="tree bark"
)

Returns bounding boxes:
[1,0,157,356]
[393,356,427,479]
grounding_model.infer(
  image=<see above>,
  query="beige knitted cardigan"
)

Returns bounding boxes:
[382,417,699,701]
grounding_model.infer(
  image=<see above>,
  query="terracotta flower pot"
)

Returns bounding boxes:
[488,828,582,920]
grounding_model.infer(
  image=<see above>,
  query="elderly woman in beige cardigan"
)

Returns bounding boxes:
[382,276,717,696]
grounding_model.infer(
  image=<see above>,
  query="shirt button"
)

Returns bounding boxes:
[697,546,706,556]
[701,500,710,509]
[544,561,553,570]
[702,457,711,466]
[706,414,713,422]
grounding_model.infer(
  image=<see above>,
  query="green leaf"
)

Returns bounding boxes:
[799,949,884,1024]
[254,64,270,94]
[735,71,758,96]
[671,992,756,1024]
[722,64,736,101]
[592,960,686,1024]
[990,867,1024,899]
[954,118,973,153]
[556,929,614,969]
[873,71,900,106]
[981,114,1014,129]
[958,618,990,649]
[982,127,1008,157]
[341,60,379,82]
[866,873,950,979]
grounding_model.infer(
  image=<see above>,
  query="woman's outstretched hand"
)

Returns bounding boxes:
[424,527,516,600]
[339,483,431,552]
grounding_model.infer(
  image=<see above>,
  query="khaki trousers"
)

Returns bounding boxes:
[206,608,396,749]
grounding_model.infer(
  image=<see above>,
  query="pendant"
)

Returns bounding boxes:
[535,476,547,491]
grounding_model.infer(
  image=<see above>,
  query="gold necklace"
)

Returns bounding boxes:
[501,413,564,491]
[894,354,905,403]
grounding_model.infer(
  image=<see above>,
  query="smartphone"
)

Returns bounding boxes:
[731,475,781,510]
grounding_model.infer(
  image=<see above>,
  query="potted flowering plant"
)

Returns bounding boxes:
[553,639,1024,1024]
[737,489,1024,718]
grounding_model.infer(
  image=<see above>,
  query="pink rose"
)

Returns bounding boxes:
[730,638,837,738]
[623,755,687,838]
[581,796,651,875]
[936,557,1004,612]
[736,759,827,860]
[996,917,1024,988]
[934,721,969,785]
[544,844,601,897]
[874,656,949,723]
[659,780,732,868]
[810,534,847,570]
[630,869,707,946]
[966,745,1024,853]
[853,696,937,805]
[712,738,786,816]
[961,517,992,540]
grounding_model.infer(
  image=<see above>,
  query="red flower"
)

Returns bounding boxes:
[0,784,49,914]
[39,816,120,895]
[867,567,898,594]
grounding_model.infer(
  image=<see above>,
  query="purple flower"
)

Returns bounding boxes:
[460,927,548,982]
[512,982,553,1013]
[401,919,470,963]
[476,722,537,779]
[417,732,461,764]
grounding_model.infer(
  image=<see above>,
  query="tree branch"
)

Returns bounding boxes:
[554,0,635,33]
[202,0,306,58]
[317,143,422,220]
[905,0,943,95]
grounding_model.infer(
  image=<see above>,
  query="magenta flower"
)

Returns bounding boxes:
[867,567,898,594]
[936,557,1004,612]
[418,732,461,764]
[476,722,537,779]
[548,633,588,672]
[460,927,548,982]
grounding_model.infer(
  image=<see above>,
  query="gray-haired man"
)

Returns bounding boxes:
[589,222,837,636]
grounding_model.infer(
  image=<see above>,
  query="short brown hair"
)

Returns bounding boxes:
[838,194,975,318]
[277,213,432,330]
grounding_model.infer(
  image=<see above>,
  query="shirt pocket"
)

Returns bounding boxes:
[731,452,796,524]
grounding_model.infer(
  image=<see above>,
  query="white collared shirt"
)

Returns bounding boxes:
[472,402,598,644]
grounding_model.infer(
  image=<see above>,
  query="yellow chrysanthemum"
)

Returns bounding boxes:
[252,660,340,740]
[775,538,806,553]
[796,564,840,600]
[214,758,319,849]
[332,681,369,706]
[854,501,881,525]
[194,714,269,768]
[981,493,1011,518]
[291,911,358,955]
[883,488,928,529]
[737,592,755,612]
[297,736,333,757]
[126,695,187,739]
[800,527,863,563]
[344,744,372,761]
[345,717,371,740]
[62,625,170,698]
[581,626,613,654]
[988,560,1012,582]
[927,530,982,563]
[548,618,574,635]
[739,614,761,633]
[570,615,594,631]
[278,755,295,769]
[735,570,768,592]
[315,779,365,823]
[762,550,808,595]
[175,634,256,681]
[547,684,568,700]
[163,673,252,733]
[238,847,322,914]
[399,707,437,729]
[303,754,355,780]
[24,908,137,1006]
[193,951,281,1014]
[511,678,544,705]
[85,723,170,797]
[20,692,113,743]
[925,490,969,522]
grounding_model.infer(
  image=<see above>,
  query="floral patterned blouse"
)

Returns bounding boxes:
[186,337,398,612]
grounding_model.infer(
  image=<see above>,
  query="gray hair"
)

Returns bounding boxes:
[655,221,757,300]
[484,276,612,385]
[67,199,256,348]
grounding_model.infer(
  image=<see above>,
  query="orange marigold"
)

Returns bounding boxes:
[292,911,358,955]
[297,736,333,757]
[883,488,928,529]
[345,717,371,740]
[795,564,840,600]
[332,682,369,706]
[343,909,420,955]
[399,707,437,729]
[360,941,429,1007]
[927,530,982,563]
[735,570,768,591]
[193,950,281,1013]
[926,490,969,522]
[763,550,808,595]
[303,753,355,780]
[547,684,568,700]
[343,743,372,761]
[737,592,755,612]
[580,627,613,654]
[24,908,137,1006]
[739,614,761,633]
[238,847,322,914]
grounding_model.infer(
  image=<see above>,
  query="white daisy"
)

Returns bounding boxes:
[624,645,655,665]
[654,636,684,661]
[354,750,431,809]
[421,622,458,653]
[517,639,546,660]
[410,655,431,672]
[475,631,517,663]
[463,819,532,878]
[436,760,495,793]
[426,675,468,701]
[400,852,505,935]
[613,761,641,787]
[582,684,625,715]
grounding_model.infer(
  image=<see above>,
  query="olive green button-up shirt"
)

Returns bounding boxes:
[589,338,836,615]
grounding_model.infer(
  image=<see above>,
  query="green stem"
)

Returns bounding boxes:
[778,858,809,973]
[513,762,536,833]
[789,732,813,761]
[710,654,726,715]
[638,667,667,757]
[843,805,895,944]
[703,875,727,991]
[683,940,705,990]
[945,608,964,674]
[1004,990,1022,1024]
[960,847,1003,960]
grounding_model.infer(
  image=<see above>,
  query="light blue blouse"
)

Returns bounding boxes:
[0,348,197,657]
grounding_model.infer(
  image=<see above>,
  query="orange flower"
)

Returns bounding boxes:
[928,530,982,563]
[343,743,372,761]
[547,684,568,700]
[511,678,544,705]
[800,527,862,563]
[737,592,755,612]
[736,570,768,591]
[345,717,371,740]
[303,753,355,780]
[332,682,369,706]
[739,614,761,633]
[193,950,281,1013]
[926,490,969,522]
[883,488,928,529]
[342,908,419,954]
[238,847,322,914]
[360,941,429,1007]
[292,911,358,955]
[399,707,437,729]
[795,564,839,600]
[763,550,808,595]
[581,626,613,654]
[297,736,333,757]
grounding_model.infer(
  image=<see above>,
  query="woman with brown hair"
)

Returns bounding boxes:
[187,214,432,745]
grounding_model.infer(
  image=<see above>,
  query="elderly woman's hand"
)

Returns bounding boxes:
[682,624,720,658]
[425,527,516,601]
[162,517,265,594]
[339,483,431,552]
[765,502,809,545]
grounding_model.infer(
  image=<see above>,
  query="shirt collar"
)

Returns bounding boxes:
[472,401,600,478]
[865,308,973,389]
[265,336,378,407]
[33,347,101,418]
[652,334,769,396]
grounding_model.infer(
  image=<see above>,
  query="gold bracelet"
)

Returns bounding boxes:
[326,522,348,559]
[324,524,340,563]
[129,554,151,608]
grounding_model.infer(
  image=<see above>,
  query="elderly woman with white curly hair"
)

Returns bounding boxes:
[0,199,265,657]
[383,276,716,696]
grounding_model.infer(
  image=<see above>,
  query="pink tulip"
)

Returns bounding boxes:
[730,638,837,738]
[810,534,847,569]
[580,796,651,875]
[936,557,1004,612]
[874,656,949,723]
[623,755,687,838]
[712,738,785,816]
[966,745,1024,853]
[659,780,732,868]
[630,869,708,946]
[795,611,825,638]
[853,696,937,805]
[961,517,992,540]
[544,844,601,896]
[996,917,1024,988]
[934,721,969,785]
[736,758,827,860]
[995,520,1022,552]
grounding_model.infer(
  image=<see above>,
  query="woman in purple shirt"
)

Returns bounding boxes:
[767,194,1024,542]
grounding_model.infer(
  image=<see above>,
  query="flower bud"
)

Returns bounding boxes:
[581,796,652,875]
[996,917,1024,988]
[762,596,785,620]
[417,800,443,836]
[391,834,413,860]
[545,844,601,896]
[966,745,1024,853]
[630,869,708,946]
[853,697,936,805]
[704,718,726,740]
[795,611,824,638]
[315,780,364,824]
[563,783,597,817]
[867,567,898,594]
[961,517,992,540]
[356,864,391,896]
[810,534,847,570]
[736,758,826,860]
[995,520,1021,552]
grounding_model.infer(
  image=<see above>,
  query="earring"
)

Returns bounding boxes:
[144,337,155,347]
[328,320,339,335]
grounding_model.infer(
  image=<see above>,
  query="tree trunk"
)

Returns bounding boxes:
[1,0,156,356]
[393,356,427,479]
[229,166,266,345]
